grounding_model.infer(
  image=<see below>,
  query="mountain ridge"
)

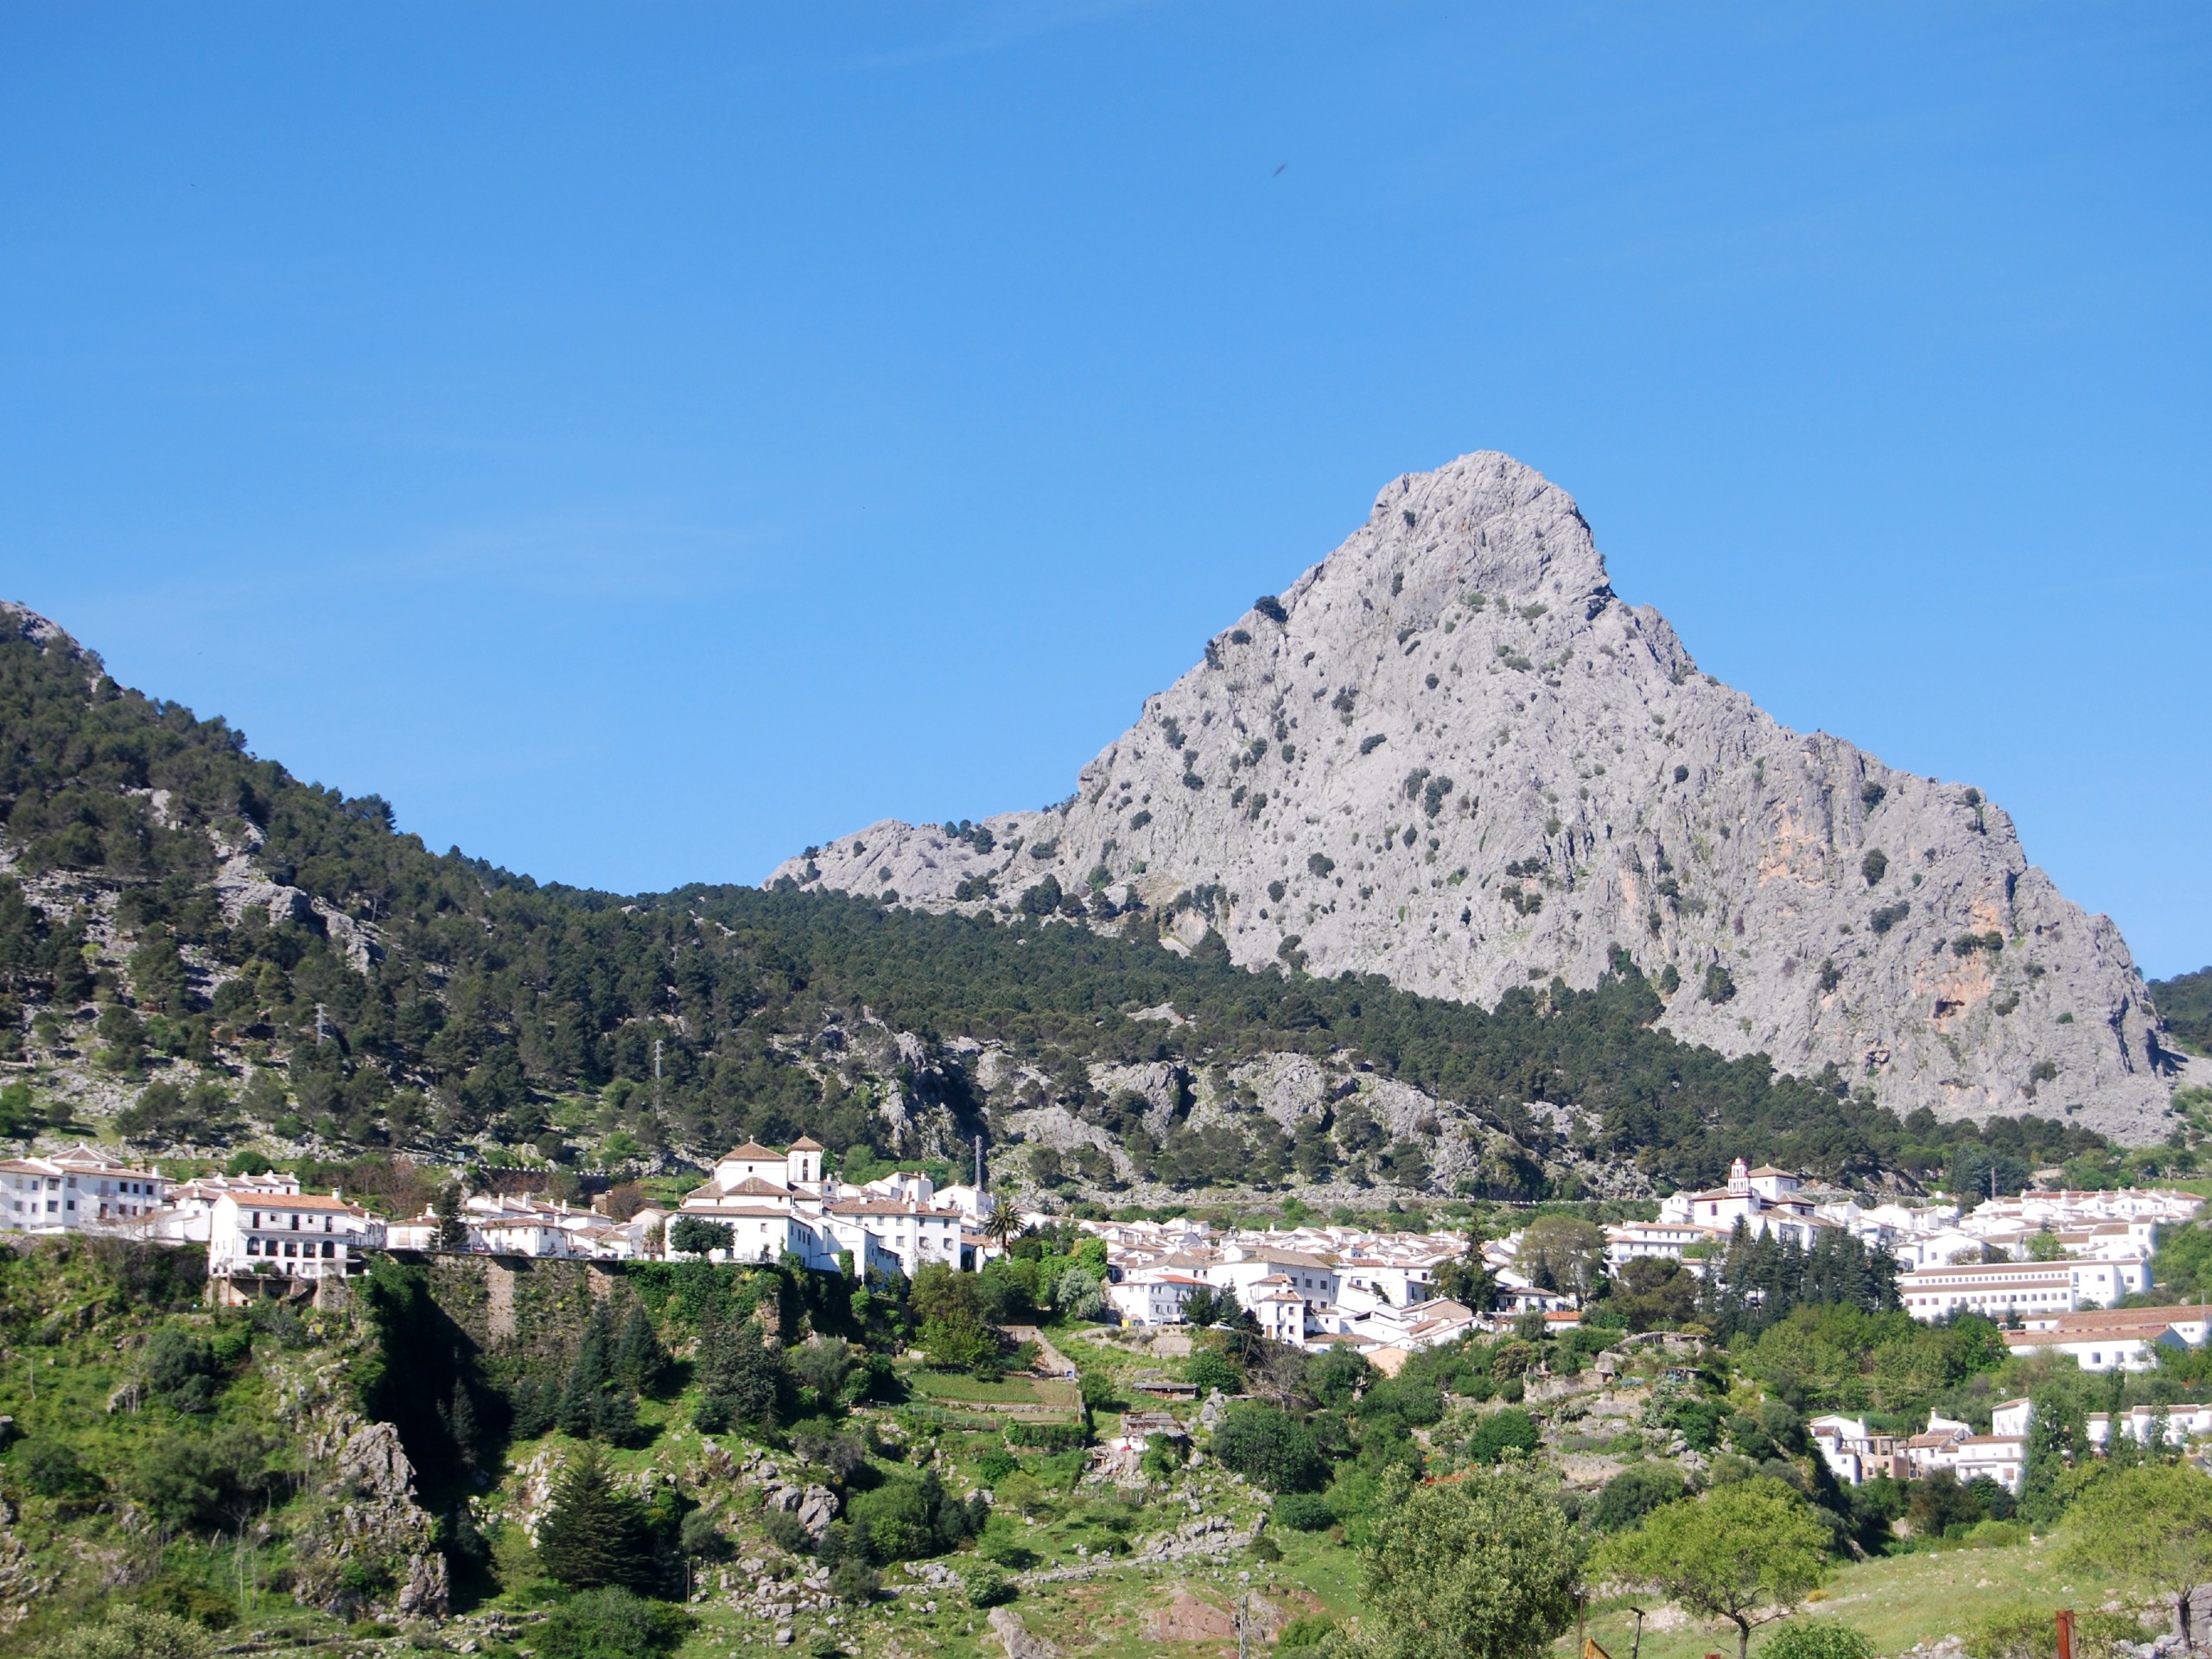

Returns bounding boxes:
[0,594,2112,1200]
[773,451,2177,1141]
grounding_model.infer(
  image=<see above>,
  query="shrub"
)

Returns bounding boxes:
[1860,782,1886,809]
[1860,849,1889,886]
[830,1556,880,1604]
[1185,1349,1243,1395]
[18,1438,97,1497]
[1128,810,1151,830]
[1306,854,1335,878]
[1358,734,1386,755]
[133,1427,282,1533]
[1763,1620,1876,1659]
[1963,1603,2064,1659]
[762,1510,812,1556]
[963,1563,1016,1607]
[536,1588,692,1659]
[1591,1462,1687,1531]
[35,1607,212,1659]
[1673,765,1689,784]
[1702,964,1737,1004]
[1279,1616,1339,1651]
[1817,959,1842,993]
[1268,880,1287,903]
[1870,902,1911,935]
[848,1478,933,1561]
[1274,1491,1335,1530]
[143,1326,219,1414]
[1255,595,1287,624]
[678,1509,730,1560]
[1466,1407,1541,1465]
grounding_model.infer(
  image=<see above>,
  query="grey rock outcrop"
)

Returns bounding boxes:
[987,1605,1065,1659]
[296,1413,448,1618]
[774,452,2173,1141]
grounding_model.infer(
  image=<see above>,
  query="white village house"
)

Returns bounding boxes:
[207,1189,380,1300]
[0,1143,168,1232]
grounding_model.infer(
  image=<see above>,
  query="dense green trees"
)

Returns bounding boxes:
[1697,1223,1901,1340]
[911,1263,996,1374]
[692,1306,789,1433]
[2152,967,2212,1056]
[1211,1402,1329,1493]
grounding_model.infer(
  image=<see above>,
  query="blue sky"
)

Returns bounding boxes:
[3,3,2207,977]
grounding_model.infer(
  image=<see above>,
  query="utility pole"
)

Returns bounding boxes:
[315,1003,327,1045]
[975,1134,984,1192]
[653,1038,664,1120]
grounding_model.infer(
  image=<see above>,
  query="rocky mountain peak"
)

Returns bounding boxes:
[773,451,2177,1141]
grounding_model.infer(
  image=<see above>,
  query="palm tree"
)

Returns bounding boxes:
[982,1202,1023,1255]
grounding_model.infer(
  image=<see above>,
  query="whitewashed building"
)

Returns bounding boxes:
[208,1191,378,1285]
[2001,1305,2212,1371]
[0,1143,168,1232]
[1104,1269,1209,1327]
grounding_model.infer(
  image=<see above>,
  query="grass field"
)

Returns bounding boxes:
[758,1529,2157,1659]
[1573,1536,2149,1659]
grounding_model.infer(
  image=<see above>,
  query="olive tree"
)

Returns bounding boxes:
[1357,1465,1582,1659]
[2058,1462,2212,1652]
[1590,1478,1832,1659]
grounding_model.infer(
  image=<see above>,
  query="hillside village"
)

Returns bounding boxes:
[7,1138,2202,1350]
[6,1117,2212,1658]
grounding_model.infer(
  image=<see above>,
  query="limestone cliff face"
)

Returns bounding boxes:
[773,452,2175,1141]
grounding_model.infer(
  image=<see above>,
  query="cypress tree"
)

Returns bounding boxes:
[2018,1383,2086,1525]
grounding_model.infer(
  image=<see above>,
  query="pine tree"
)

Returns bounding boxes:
[556,1306,616,1440]
[439,1382,481,1471]
[537,1446,655,1591]
[694,1306,785,1433]
[611,1300,668,1396]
